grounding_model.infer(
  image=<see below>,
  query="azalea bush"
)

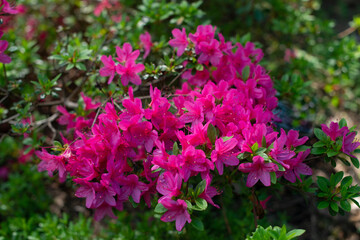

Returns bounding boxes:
[1,0,360,239]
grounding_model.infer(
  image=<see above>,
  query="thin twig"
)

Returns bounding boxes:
[168,68,187,87]
[220,197,233,236]
[47,120,57,143]
[2,64,7,82]
[338,26,357,38]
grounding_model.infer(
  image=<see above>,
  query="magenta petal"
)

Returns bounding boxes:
[259,171,271,186]
[222,155,239,166]
[175,215,187,231]
[215,160,224,175]
[131,188,141,203]
[246,171,259,187]
[0,54,11,64]
[284,171,296,183]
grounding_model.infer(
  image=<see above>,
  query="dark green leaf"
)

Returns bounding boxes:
[207,123,216,145]
[340,200,351,212]
[330,202,339,212]
[350,157,360,168]
[191,218,204,231]
[194,180,207,197]
[317,201,329,209]
[317,176,329,192]
[311,147,326,155]
[339,118,347,128]
[313,141,326,148]
[314,128,328,142]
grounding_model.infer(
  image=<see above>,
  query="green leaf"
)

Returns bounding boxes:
[154,203,167,214]
[251,142,259,153]
[222,136,234,142]
[23,138,33,146]
[286,229,306,239]
[314,128,328,142]
[295,145,311,152]
[76,62,87,71]
[317,201,329,209]
[327,150,339,158]
[191,218,204,231]
[330,172,344,186]
[261,136,267,148]
[242,65,250,80]
[195,64,204,71]
[350,198,360,208]
[274,162,285,172]
[311,147,326,155]
[330,202,339,212]
[339,118,347,128]
[53,140,62,149]
[270,172,277,184]
[317,176,329,192]
[340,200,351,212]
[313,141,326,148]
[350,157,360,168]
[207,123,217,145]
[194,180,207,197]
[341,176,353,188]
[194,198,208,211]
[172,142,179,155]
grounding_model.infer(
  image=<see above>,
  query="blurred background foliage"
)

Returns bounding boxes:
[1,0,360,239]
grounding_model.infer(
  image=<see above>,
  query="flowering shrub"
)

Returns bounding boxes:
[35,24,360,232]
[1,0,360,238]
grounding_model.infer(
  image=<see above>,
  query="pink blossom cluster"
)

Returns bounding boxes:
[99,42,145,85]
[37,25,313,231]
[56,92,101,133]
[0,0,18,64]
[322,122,360,158]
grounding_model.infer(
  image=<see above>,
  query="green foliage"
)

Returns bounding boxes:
[246,225,305,240]
[316,172,360,216]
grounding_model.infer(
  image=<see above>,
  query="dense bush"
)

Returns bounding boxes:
[1,0,360,239]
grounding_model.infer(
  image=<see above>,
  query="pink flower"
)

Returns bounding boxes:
[74,180,96,208]
[342,131,360,158]
[36,149,68,182]
[94,203,117,221]
[285,129,308,149]
[117,174,148,203]
[198,39,223,66]
[238,156,278,187]
[321,122,347,141]
[189,25,216,53]
[179,101,204,126]
[0,0,19,14]
[284,48,296,63]
[116,60,144,86]
[156,172,182,199]
[277,149,312,183]
[169,28,188,56]
[57,106,76,131]
[198,175,221,208]
[139,32,153,59]
[80,92,101,111]
[94,0,112,16]
[115,43,140,63]
[211,138,239,175]
[0,39,11,64]
[159,198,191,231]
[99,55,117,84]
